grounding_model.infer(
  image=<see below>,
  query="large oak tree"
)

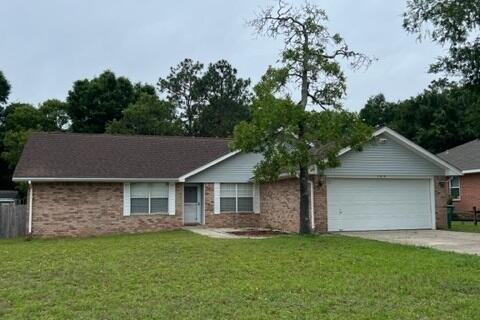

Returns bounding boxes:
[232,1,372,234]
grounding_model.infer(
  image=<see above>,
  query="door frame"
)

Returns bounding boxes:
[183,183,203,225]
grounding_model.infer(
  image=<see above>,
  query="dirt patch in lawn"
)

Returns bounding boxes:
[227,229,287,237]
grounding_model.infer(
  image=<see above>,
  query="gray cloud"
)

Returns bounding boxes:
[0,0,443,111]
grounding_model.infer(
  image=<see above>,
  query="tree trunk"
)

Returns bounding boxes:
[298,118,311,234]
[299,164,311,234]
[298,30,311,234]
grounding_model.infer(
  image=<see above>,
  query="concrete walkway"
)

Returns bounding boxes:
[340,230,480,256]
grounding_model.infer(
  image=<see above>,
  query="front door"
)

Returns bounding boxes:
[184,185,201,224]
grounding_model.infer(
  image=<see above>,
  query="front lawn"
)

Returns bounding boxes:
[451,221,480,233]
[1,231,480,319]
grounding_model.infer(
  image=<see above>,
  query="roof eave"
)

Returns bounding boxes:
[12,177,179,183]
[177,151,239,182]
[462,169,480,174]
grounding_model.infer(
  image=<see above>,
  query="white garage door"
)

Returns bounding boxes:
[327,178,433,231]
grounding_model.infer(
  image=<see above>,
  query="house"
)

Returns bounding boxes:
[0,190,18,205]
[437,140,480,213]
[12,127,461,237]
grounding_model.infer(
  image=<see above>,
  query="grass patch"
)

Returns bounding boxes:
[451,221,480,233]
[1,231,480,319]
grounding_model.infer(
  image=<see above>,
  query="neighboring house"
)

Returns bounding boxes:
[0,190,18,205]
[438,140,480,213]
[13,127,461,237]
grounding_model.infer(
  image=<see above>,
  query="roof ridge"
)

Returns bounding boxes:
[32,131,231,141]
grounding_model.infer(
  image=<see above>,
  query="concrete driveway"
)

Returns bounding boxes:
[340,230,480,256]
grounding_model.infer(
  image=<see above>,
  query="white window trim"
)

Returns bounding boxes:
[129,182,170,215]
[168,183,176,215]
[219,183,254,213]
[123,183,131,216]
[253,183,260,214]
[449,176,461,201]
[214,183,220,214]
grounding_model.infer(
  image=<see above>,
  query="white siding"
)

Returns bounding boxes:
[186,153,263,183]
[325,134,444,177]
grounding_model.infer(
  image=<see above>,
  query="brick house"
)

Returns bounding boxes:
[13,127,460,237]
[438,140,480,214]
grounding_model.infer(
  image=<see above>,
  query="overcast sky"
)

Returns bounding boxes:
[1,0,444,111]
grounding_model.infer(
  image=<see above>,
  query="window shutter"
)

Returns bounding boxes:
[214,183,220,214]
[253,183,260,214]
[168,182,176,215]
[123,183,131,216]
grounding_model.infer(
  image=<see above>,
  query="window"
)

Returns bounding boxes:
[131,183,168,214]
[450,176,460,200]
[220,183,253,212]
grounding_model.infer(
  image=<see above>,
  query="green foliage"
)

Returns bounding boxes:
[233,78,372,182]
[403,0,480,84]
[38,99,69,131]
[2,104,43,132]
[106,93,181,136]
[158,59,251,137]
[359,85,480,153]
[0,70,11,105]
[1,104,42,168]
[2,130,35,168]
[158,59,204,136]
[195,60,251,137]
[66,70,142,133]
[0,101,68,170]
[359,94,394,127]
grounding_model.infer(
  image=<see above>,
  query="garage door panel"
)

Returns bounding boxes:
[327,178,432,231]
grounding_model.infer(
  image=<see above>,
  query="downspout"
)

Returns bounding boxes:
[28,180,33,234]
[309,180,315,231]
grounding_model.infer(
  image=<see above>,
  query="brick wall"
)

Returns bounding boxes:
[30,176,451,237]
[260,178,300,232]
[312,176,327,233]
[31,182,183,237]
[435,176,449,229]
[203,183,262,228]
[452,173,480,215]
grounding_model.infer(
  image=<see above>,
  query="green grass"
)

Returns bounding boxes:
[451,221,480,233]
[1,231,480,319]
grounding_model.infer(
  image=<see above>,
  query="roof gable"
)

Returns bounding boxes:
[13,132,231,181]
[327,127,461,176]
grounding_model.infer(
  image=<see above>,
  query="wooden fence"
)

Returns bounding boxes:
[0,204,27,238]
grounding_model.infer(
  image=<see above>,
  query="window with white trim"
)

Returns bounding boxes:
[131,183,169,214]
[450,176,460,200]
[220,183,253,212]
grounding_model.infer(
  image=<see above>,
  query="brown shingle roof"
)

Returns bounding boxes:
[437,139,480,171]
[13,132,231,179]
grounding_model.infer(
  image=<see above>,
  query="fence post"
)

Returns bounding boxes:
[474,206,478,226]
